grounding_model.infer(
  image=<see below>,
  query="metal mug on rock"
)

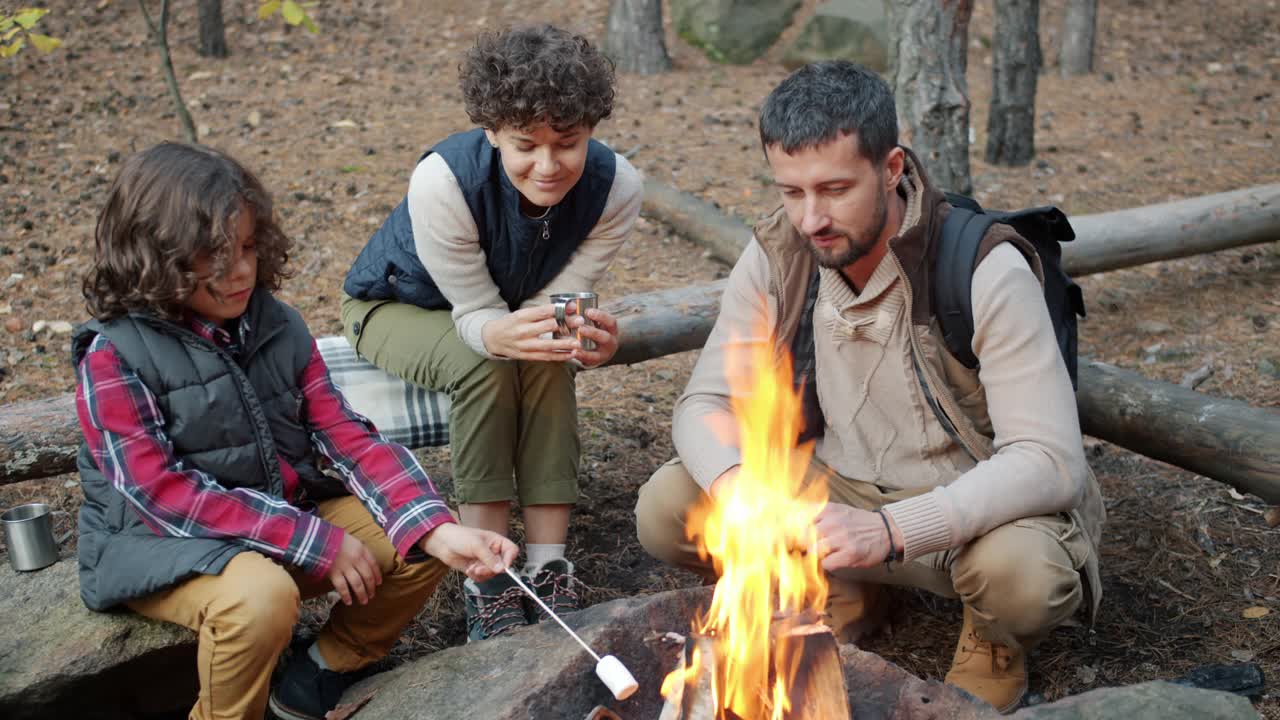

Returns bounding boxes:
[2,502,72,572]
[550,292,599,352]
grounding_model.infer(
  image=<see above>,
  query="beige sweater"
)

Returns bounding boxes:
[673,210,1088,560]
[405,152,643,357]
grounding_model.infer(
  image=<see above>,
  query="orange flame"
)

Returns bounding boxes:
[661,326,829,719]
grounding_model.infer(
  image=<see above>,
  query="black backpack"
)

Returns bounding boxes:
[934,193,1085,389]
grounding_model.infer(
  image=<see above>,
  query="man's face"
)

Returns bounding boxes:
[766,134,897,271]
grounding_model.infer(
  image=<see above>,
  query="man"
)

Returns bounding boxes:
[635,61,1104,713]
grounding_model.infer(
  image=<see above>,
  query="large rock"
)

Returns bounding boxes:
[671,0,801,64]
[1013,680,1261,719]
[782,0,889,71]
[341,587,992,719]
[0,554,198,719]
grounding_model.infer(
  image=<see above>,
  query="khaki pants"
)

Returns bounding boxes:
[635,457,1091,651]
[127,496,448,720]
[341,295,579,506]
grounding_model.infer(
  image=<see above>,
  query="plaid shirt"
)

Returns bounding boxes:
[75,312,455,578]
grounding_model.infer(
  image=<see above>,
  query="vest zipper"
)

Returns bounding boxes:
[541,219,550,241]
[888,250,991,462]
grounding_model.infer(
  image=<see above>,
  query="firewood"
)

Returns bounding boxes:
[773,623,851,720]
[658,634,718,720]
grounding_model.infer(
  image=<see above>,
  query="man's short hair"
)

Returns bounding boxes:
[758,61,899,165]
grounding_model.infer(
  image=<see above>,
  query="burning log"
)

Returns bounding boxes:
[658,634,718,720]
[772,622,851,720]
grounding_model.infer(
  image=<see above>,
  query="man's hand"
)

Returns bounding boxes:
[571,307,620,367]
[419,523,520,583]
[481,306,581,361]
[814,503,900,571]
[328,533,383,606]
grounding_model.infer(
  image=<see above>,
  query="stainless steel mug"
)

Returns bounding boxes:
[551,291,599,352]
[2,502,72,572]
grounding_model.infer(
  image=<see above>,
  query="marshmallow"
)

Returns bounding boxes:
[595,654,639,701]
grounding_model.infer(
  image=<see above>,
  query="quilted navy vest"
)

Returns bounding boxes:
[343,128,617,310]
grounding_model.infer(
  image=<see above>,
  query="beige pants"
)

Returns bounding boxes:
[127,496,449,720]
[635,457,1091,650]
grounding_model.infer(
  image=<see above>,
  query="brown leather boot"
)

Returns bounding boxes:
[944,605,1027,713]
[824,580,889,644]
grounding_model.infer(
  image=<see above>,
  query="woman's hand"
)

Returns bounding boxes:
[481,306,581,361]
[570,307,620,368]
[418,523,520,583]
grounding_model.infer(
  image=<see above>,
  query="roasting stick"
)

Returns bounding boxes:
[504,567,639,701]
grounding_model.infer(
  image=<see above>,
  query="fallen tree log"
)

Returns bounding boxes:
[643,181,1280,277]
[2,280,1277,503]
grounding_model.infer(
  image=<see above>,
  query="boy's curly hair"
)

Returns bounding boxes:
[459,24,615,132]
[83,142,292,322]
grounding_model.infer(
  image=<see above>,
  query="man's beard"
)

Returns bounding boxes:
[808,188,889,269]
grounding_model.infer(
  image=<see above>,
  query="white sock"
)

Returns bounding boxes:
[308,641,331,671]
[523,543,566,577]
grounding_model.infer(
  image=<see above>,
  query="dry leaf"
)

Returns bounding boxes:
[1230,649,1256,662]
[1265,507,1280,528]
[324,691,375,720]
[1241,606,1270,619]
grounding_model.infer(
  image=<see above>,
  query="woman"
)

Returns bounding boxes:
[341,24,641,641]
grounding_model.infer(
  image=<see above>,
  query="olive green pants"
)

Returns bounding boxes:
[341,295,579,506]
[635,457,1091,651]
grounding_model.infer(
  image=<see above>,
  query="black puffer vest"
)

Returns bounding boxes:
[342,128,617,310]
[72,290,346,610]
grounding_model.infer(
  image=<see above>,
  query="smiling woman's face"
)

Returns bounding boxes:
[486,123,591,213]
[185,205,258,324]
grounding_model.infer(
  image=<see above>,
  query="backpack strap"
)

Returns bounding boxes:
[934,206,998,370]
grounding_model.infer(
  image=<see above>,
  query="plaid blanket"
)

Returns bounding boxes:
[316,336,450,449]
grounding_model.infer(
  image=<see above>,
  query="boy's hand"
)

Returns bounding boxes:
[419,523,519,582]
[328,533,383,606]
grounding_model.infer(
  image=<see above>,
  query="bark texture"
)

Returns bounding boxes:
[1058,0,1097,76]
[889,0,974,194]
[985,0,1041,166]
[197,0,228,58]
[604,0,673,74]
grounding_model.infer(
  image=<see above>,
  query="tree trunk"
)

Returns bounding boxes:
[1058,0,1097,76]
[1063,183,1280,276]
[5,279,1278,502]
[604,0,672,74]
[985,0,1041,166]
[888,0,974,194]
[197,0,228,58]
[642,178,1280,277]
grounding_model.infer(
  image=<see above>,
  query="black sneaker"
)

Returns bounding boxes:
[527,558,583,622]
[268,649,357,720]
[464,573,529,642]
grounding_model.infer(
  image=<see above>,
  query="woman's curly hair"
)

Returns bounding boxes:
[83,142,292,322]
[459,24,615,132]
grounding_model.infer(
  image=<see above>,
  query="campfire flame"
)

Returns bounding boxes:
[663,328,830,719]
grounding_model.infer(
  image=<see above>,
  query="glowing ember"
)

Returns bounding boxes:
[663,327,830,719]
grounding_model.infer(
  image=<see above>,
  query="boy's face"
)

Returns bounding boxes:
[485,123,591,213]
[187,206,258,324]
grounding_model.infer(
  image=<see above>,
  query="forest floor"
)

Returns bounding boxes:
[0,0,1277,715]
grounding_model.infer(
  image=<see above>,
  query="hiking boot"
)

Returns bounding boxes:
[527,558,583,622]
[268,649,357,720]
[944,605,1028,713]
[825,579,889,644]
[464,573,529,642]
